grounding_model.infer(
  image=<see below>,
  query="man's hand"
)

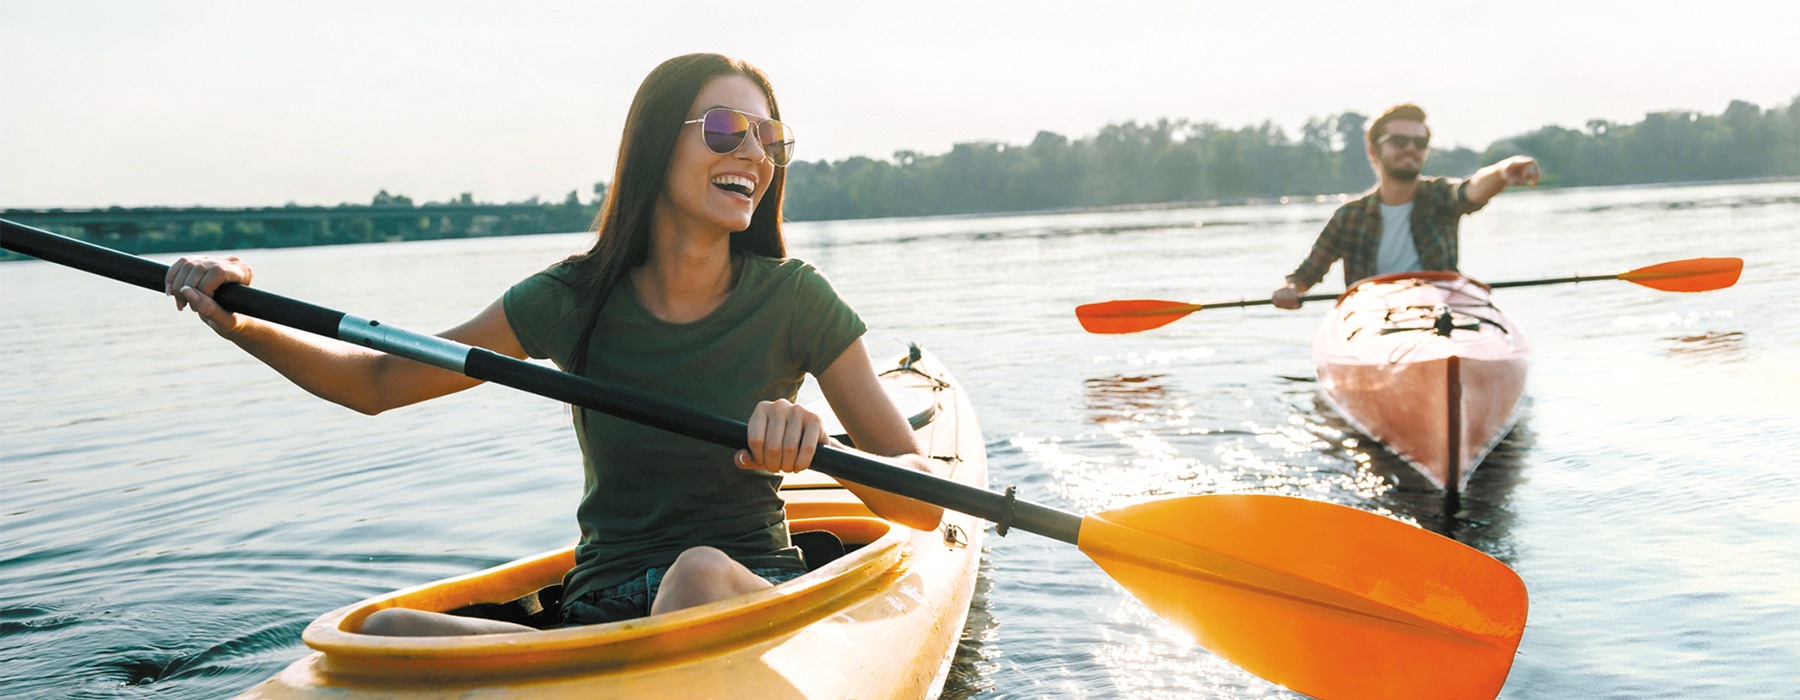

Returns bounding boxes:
[1466,155,1543,206]
[1496,156,1541,187]
[1272,282,1305,310]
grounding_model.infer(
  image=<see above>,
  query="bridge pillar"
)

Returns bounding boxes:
[265,219,318,248]
[95,222,144,253]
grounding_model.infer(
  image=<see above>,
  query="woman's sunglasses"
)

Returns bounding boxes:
[683,108,796,167]
[1379,133,1431,150]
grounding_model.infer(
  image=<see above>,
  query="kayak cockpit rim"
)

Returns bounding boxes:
[300,515,912,682]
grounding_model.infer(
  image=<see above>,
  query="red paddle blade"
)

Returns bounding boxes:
[1619,257,1743,292]
[1080,494,1527,700]
[1075,299,1203,334]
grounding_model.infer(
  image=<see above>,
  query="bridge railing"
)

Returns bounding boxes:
[1,204,597,260]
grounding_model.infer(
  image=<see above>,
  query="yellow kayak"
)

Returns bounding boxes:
[240,346,987,699]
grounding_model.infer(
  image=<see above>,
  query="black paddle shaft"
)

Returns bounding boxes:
[0,219,1084,544]
[1486,274,1616,289]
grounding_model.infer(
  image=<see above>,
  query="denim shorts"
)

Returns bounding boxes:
[560,564,807,626]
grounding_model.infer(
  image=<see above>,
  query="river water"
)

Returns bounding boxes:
[3,180,1797,698]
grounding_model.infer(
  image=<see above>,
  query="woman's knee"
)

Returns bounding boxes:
[360,608,435,636]
[359,607,534,636]
[667,546,735,578]
[655,547,768,614]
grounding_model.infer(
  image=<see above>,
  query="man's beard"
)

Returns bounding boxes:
[1382,163,1421,181]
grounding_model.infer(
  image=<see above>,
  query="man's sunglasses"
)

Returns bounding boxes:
[683,108,795,167]
[1379,133,1431,150]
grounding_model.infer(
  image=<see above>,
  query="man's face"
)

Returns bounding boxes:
[1371,119,1430,182]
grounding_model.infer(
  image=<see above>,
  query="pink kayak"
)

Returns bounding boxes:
[1312,272,1529,493]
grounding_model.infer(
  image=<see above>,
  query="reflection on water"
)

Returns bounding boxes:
[1303,393,1530,551]
[1081,374,1179,424]
[794,203,1308,253]
[942,552,1000,700]
[1664,329,1748,363]
[1568,191,1800,214]
[1447,421,1532,564]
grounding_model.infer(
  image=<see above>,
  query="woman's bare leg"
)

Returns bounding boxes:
[359,608,537,636]
[650,546,773,615]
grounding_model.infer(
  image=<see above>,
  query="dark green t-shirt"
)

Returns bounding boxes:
[502,254,867,600]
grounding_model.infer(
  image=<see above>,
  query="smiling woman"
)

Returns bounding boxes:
[144,52,952,638]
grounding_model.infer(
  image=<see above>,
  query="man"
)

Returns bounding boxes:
[1272,103,1541,309]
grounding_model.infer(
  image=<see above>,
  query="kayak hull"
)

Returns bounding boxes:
[240,347,987,699]
[1312,272,1529,492]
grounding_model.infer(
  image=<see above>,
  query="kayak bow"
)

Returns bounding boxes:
[1313,272,1530,493]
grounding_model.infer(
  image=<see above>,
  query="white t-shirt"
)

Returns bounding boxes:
[1376,201,1422,274]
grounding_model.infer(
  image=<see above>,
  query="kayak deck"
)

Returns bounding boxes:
[240,346,987,699]
[1312,272,1529,492]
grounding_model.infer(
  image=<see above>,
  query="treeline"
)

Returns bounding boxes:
[1489,99,1798,186]
[10,97,1791,255]
[780,96,1798,221]
[366,188,602,236]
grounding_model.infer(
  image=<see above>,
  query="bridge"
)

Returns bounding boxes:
[0,203,589,260]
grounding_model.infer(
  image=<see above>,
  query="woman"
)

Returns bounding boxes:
[164,53,944,635]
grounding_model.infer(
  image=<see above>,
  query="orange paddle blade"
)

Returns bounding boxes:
[1075,299,1204,334]
[1618,257,1743,292]
[1079,494,1526,700]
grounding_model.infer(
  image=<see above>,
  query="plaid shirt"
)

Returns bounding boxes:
[1286,177,1484,289]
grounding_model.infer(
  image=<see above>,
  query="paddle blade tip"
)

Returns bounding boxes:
[1074,300,1196,334]
[1625,256,1744,292]
[1077,494,1527,700]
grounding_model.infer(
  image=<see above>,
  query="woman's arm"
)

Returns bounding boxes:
[168,255,528,415]
[812,338,946,531]
[736,337,946,531]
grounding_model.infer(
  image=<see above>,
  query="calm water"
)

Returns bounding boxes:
[3,180,1797,699]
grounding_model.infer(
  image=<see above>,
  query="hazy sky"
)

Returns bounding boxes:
[4,1,1796,209]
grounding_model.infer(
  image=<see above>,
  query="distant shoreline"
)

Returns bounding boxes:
[4,176,1795,263]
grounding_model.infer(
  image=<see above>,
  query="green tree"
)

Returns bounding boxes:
[371,190,414,208]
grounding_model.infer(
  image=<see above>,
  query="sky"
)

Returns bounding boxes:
[3,0,1796,210]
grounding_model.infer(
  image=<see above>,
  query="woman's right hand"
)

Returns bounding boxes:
[165,255,254,337]
[737,398,829,474]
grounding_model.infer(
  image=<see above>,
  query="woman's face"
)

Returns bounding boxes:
[658,74,779,236]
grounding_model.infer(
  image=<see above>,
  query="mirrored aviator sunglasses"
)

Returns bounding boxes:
[685,108,796,167]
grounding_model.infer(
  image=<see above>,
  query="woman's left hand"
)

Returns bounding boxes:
[737,399,828,474]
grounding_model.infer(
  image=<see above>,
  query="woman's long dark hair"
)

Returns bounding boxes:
[565,54,788,377]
